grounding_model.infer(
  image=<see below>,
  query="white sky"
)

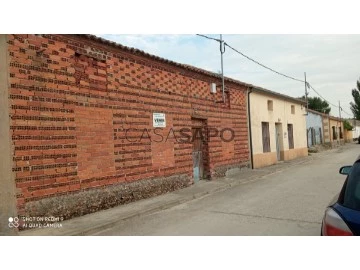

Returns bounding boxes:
[100,34,360,118]
[3,0,359,118]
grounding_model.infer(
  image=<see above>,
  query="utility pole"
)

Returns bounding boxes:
[339,101,342,120]
[339,100,342,141]
[220,34,225,103]
[304,72,308,113]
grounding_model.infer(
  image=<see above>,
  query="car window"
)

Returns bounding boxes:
[342,161,360,210]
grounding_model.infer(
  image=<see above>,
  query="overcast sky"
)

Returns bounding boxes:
[99,34,360,118]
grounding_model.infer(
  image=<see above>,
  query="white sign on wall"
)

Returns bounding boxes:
[153,113,166,128]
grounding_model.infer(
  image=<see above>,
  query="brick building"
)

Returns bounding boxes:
[0,34,251,228]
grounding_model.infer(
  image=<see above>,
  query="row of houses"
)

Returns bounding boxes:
[0,34,351,232]
[305,109,360,147]
[306,109,345,147]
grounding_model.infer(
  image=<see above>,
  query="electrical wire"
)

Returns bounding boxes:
[198,34,304,83]
[197,34,354,118]
[226,40,353,117]
[308,84,353,117]
[224,42,305,83]
[307,84,337,108]
[341,108,353,117]
[196,34,220,42]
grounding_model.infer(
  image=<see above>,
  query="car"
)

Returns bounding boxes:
[321,155,360,236]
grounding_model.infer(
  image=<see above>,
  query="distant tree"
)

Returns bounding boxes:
[343,120,353,131]
[299,96,331,114]
[350,78,360,120]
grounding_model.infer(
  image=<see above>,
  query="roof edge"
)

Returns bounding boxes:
[67,35,307,104]
[307,108,329,116]
[252,86,306,105]
[71,34,253,88]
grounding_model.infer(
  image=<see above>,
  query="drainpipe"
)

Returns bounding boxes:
[247,86,254,169]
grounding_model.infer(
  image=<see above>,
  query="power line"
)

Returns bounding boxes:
[225,40,353,117]
[307,84,337,108]
[340,107,353,117]
[197,34,354,118]
[197,34,304,83]
[196,34,220,42]
[224,42,305,83]
[308,84,353,117]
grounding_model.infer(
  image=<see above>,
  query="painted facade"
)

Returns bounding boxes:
[344,129,353,142]
[351,120,360,140]
[306,109,324,147]
[328,116,345,145]
[250,88,308,168]
[322,114,331,143]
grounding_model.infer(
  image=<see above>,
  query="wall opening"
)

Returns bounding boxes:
[291,105,295,114]
[275,123,283,161]
[261,122,271,153]
[288,124,294,149]
[191,117,209,182]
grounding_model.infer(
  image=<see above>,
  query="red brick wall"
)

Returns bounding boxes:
[6,34,249,217]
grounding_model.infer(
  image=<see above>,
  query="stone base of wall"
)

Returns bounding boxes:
[212,162,250,178]
[325,140,345,148]
[333,140,345,147]
[21,174,191,228]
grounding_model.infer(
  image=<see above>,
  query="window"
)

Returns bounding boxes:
[339,127,343,139]
[291,105,295,114]
[310,127,315,145]
[262,122,271,153]
[288,124,294,149]
[267,100,273,111]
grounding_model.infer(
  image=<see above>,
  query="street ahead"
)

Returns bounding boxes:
[94,143,360,236]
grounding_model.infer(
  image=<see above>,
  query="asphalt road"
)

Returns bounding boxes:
[94,143,360,236]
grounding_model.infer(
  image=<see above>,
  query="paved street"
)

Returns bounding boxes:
[93,143,359,236]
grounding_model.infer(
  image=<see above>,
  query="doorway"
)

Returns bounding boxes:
[275,123,283,161]
[191,117,209,182]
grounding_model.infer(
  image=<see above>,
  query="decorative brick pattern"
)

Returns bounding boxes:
[6,34,250,218]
